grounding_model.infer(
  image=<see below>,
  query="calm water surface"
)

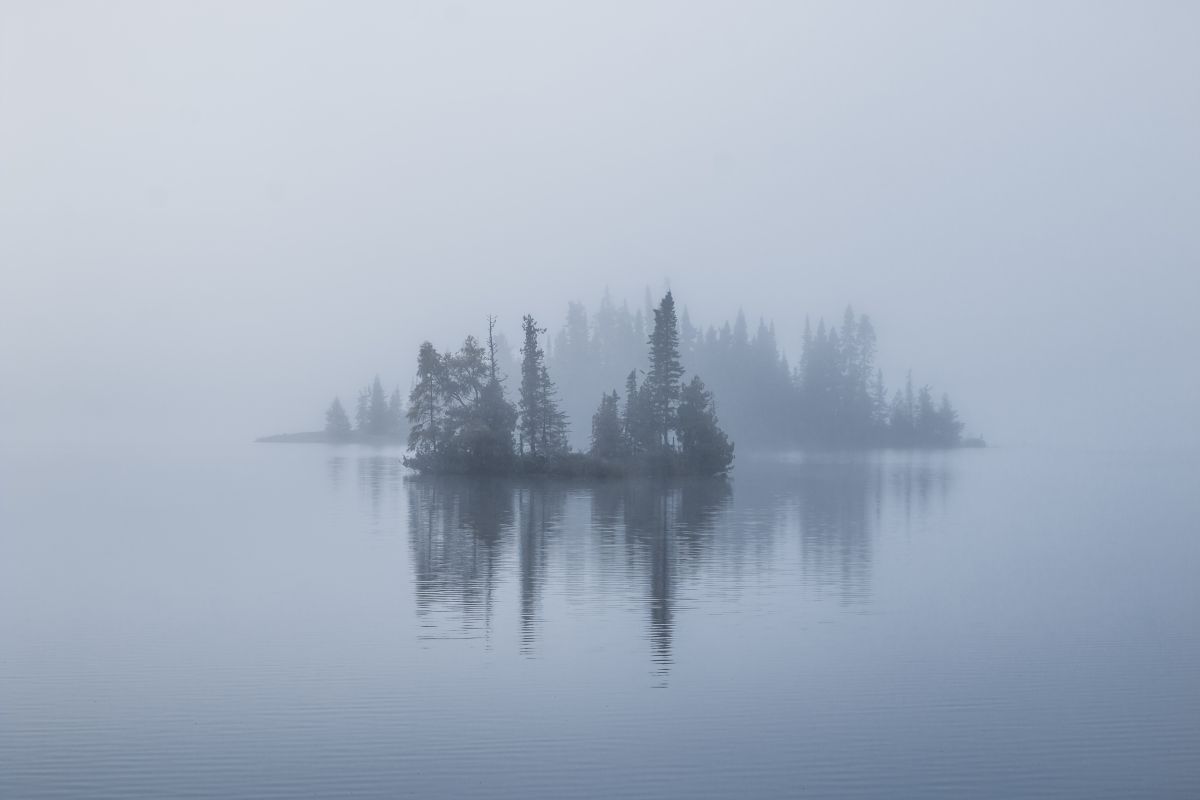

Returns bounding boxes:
[2,444,1198,798]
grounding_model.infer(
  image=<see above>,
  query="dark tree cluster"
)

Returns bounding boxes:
[315,290,968,456]
[545,292,966,449]
[404,319,519,474]
[588,292,734,475]
[403,293,735,477]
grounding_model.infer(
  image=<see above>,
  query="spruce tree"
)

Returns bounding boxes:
[871,368,888,432]
[645,291,684,448]
[622,369,643,454]
[676,376,734,475]
[468,376,517,470]
[733,308,748,350]
[324,397,352,440]
[590,390,623,460]
[355,384,371,432]
[443,336,489,443]
[386,387,404,436]
[407,342,444,455]
[915,384,937,443]
[519,315,545,455]
[538,362,569,454]
[464,315,519,470]
[517,315,568,456]
[936,393,963,446]
[446,335,489,407]
[367,376,389,435]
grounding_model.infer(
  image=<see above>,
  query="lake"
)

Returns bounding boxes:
[2,444,1198,798]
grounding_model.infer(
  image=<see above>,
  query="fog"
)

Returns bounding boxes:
[2,1,1197,449]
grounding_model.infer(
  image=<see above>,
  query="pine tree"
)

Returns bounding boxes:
[676,376,734,475]
[590,390,624,460]
[446,335,489,407]
[367,376,390,435]
[519,315,545,455]
[518,315,567,456]
[471,314,518,468]
[538,362,569,454]
[935,393,963,446]
[407,342,444,455]
[645,291,685,448]
[355,384,371,432]
[443,336,489,442]
[871,368,888,431]
[386,387,404,436]
[888,389,908,444]
[324,397,352,440]
[915,384,937,443]
[733,309,748,350]
[466,375,517,470]
[622,369,643,454]
[905,371,916,437]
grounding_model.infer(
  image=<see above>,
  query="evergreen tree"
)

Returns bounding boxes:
[363,376,390,435]
[446,335,489,407]
[393,292,969,471]
[443,336,490,442]
[676,376,734,475]
[622,369,644,453]
[905,371,916,437]
[871,368,888,431]
[915,384,938,442]
[799,316,812,379]
[324,397,352,440]
[518,315,567,456]
[645,291,685,448]
[464,375,517,470]
[407,342,444,455]
[538,362,569,454]
[355,384,371,432]
[386,387,404,436]
[887,371,918,445]
[935,393,963,445]
[888,389,909,444]
[468,315,519,469]
[590,390,624,460]
[733,308,748,350]
[519,315,545,455]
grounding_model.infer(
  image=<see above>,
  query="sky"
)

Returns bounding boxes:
[2,1,1197,449]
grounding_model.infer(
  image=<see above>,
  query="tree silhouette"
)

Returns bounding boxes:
[407,342,444,455]
[645,291,684,448]
[677,376,734,475]
[590,390,624,460]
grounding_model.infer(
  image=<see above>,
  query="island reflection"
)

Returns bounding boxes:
[346,451,955,673]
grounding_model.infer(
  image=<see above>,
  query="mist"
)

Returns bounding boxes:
[2,1,1198,449]
[7,6,1200,799]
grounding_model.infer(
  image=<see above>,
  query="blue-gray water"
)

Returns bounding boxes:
[2,444,1198,798]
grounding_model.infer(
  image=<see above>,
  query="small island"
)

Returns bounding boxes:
[263,290,978,474]
[403,292,733,477]
[256,376,406,445]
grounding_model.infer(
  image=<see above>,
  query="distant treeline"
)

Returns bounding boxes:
[320,377,406,441]
[544,290,965,449]
[319,290,969,460]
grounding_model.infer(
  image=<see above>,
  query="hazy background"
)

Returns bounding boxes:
[2,1,1197,449]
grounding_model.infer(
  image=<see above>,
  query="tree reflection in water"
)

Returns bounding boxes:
[391,451,954,677]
